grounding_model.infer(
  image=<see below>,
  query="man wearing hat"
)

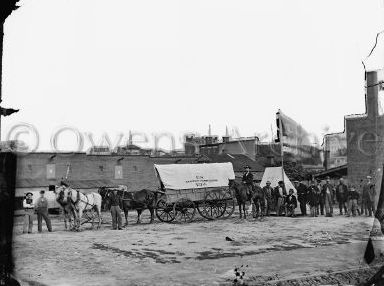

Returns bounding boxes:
[336,177,348,215]
[294,180,308,216]
[23,192,35,234]
[262,181,274,216]
[362,175,376,216]
[307,180,319,217]
[35,190,52,232]
[321,176,334,217]
[274,180,287,216]
[242,165,254,197]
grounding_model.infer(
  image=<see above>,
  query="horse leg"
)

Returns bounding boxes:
[149,208,154,224]
[239,204,242,219]
[77,208,83,231]
[137,209,142,224]
[243,203,246,219]
[123,205,129,227]
[96,206,102,229]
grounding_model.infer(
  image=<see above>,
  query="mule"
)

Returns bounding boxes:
[120,189,157,225]
[59,185,102,230]
[229,180,250,219]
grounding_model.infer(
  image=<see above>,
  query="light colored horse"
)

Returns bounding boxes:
[58,185,102,230]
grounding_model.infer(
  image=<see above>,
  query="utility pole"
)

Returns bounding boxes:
[0,1,20,142]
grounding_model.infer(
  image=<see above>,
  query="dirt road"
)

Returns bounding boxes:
[12,211,384,286]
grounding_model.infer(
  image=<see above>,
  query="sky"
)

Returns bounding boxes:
[2,0,384,152]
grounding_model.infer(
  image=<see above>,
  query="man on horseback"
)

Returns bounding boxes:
[242,165,253,198]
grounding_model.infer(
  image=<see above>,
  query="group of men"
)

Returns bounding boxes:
[243,165,376,218]
[297,175,376,217]
[22,190,52,234]
[243,166,297,217]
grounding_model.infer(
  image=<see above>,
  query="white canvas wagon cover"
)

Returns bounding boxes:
[154,163,235,190]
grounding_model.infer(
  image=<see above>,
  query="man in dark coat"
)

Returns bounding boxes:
[242,165,253,197]
[274,180,287,216]
[108,189,123,230]
[35,190,52,232]
[307,180,319,217]
[294,180,307,216]
[321,176,334,217]
[262,181,274,216]
[336,177,348,215]
[347,185,359,217]
[285,189,297,217]
[362,175,376,216]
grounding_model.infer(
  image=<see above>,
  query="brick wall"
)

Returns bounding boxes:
[16,153,197,192]
[346,70,384,202]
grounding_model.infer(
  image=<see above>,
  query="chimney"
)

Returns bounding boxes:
[365,70,381,119]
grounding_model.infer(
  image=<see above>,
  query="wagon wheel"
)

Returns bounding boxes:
[80,209,97,227]
[197,189,226,220]
[156,199,176,223]
[221,189,235,218]
[173,198,196,223]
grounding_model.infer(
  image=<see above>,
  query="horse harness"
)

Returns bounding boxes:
[69,189,95,211]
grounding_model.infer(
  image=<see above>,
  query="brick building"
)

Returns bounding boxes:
[14,152,197,209]
[346,69,384,199]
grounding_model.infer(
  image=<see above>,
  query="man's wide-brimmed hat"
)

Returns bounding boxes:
[244,165,251,169]
[25,192,33,196]
[40,190,45,194]
[278,180,284,184]
[266,181,271,184]
[367,175,372,179]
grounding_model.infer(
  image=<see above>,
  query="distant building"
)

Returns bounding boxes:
[322,132,347,170]
[199,137,259,158]
[115,144,152,156]
[87,146,112,155]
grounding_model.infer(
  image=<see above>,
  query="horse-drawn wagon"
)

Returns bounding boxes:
[154,163,236,223]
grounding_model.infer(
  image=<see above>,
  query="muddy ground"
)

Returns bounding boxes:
[12,209,384,286]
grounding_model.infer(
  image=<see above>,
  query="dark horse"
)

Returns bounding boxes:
[251,184,265,218]
[120,189,157,225]
[99,188,158,225]
[229,180,251,219]
[54,186,76,230]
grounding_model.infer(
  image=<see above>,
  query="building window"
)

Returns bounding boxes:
[99,165,104,172]
[46,164,56,179]
[115,165,123,179]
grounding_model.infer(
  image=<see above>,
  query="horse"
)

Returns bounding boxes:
[54,187,76,230]
[250,184,265,219]
[229,180,250,219]
[120,189,157,225]
[59,185,102,230]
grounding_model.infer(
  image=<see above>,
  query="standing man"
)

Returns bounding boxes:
[321,176,334,217]
[294,180,308,216]
[274,180,287,216]
[35,190,52,233]
[336,177,348,215]
[307,180,319,217]
[362,176,376,216]
[109,189,123,230]
[346,185,359,217]
[262,181,274,216]
[317,179,325,215]
[22,192,34,234]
